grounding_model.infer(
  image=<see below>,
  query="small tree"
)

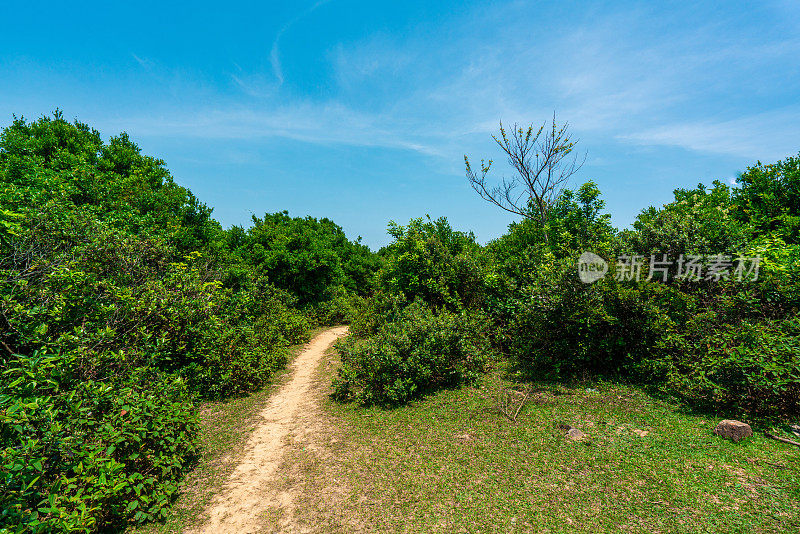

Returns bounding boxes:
[465,114,584,243]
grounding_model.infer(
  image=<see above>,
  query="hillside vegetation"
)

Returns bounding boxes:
[335,168,800,418]
[0,114,376,532]
[2,113,799,532]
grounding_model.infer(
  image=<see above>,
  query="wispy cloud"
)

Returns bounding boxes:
[620,108,800,162]
[119,1,800,166]
[131,53,153,70]
[269,41,284,85]
[230,71,278,99]
[105,102,446,157]
[269,0,333,85]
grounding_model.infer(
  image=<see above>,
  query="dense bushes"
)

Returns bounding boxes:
[333,302,491,406]
[340,159,800,419]
[0,113,371,531]
[0,112,219,253]
[667,314,800,416]
[508,259,800,419]
[733,155,800,242]
[495,161,800,419]
[1,352,197,531]
[332,217,493,406]
[224,211,380,308]
[0,209,307,401]
[377,217,485,310]
[515,271,800,419]
[484,182,618,355]
[510,272,684,379]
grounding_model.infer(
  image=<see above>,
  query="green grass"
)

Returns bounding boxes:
[283,352,800,533]
[129,339,800,533]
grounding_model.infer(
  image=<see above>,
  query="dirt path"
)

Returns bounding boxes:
[191,327,348,534]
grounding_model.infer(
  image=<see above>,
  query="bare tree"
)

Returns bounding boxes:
[464,113,585,243]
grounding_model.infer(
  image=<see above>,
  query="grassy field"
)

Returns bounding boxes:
[131,340,800,533]
[282,349,800,533]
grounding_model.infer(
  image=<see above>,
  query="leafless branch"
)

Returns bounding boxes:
[766,432,800,448]
[465,113,585,243]
[498,385,537,423]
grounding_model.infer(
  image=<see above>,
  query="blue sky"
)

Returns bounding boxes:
[2,0,799,248]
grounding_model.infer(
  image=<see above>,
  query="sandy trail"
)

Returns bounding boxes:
[191,326,348,534]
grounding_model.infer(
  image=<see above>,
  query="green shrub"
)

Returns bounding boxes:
[345,291,408,338]
[378,217,485,310]
[484,182,617,352]
[188,274,311,399]
[0,351,198,532]
[0,112,220,253]
[510,267,685,380]
[507,249,800,418]
[666,317,800,417]
[622,180,751,259]
[306,286,365,326]
[497,169,800,418]
[333,302,491,406]
[733,153,800,243]
[224,211,379,306]
[0,216,309,400]
[0,114,324,531]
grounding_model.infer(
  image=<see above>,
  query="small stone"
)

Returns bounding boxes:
[632,429,649,437]
[556,423,588,441]
[566,427,586,441]
[714,420,753,442]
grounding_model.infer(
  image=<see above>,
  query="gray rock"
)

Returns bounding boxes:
[714,420,753,442]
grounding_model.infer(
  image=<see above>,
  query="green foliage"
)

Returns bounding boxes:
[666,315,800,417]
[510,269,684,380]
[545,181,616,256]
[0,113,334,531]
[508,261,798,418]
[305,286,366,326]
[1,351,197,532]
[484,182,617,349]
[500,170,800,419]
[379,216,484,310]
[225,211,379,307]
[733,153,800,243]
[0,209,21,250]
[623,180,750,258]
[185,268,311,399]
[333,302,491,406]
[333,217,493,406]
[0,213,307,401]
[0,112,220,253]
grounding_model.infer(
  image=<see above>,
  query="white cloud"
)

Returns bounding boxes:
[116,1,800,167]
[104,102,446,157]
[620,108,800,161]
